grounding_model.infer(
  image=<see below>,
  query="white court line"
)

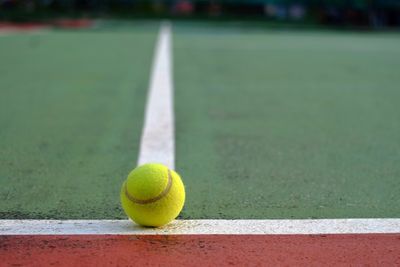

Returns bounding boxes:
[0,219,399,235]
[137,22,175,170]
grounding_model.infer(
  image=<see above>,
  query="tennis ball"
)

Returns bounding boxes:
[120,163,185,227]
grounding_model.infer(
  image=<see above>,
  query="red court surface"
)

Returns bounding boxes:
[0,22,49,32]
[1,234,399,266]
[53,19,94,29]
[0,19,94,33]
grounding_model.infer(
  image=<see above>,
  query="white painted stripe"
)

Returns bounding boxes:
[137,22,175,170]
[1,219,399,235]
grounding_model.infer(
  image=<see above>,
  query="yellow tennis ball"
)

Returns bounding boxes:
[120,163,185,227]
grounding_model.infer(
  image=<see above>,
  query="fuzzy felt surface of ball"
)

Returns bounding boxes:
[120,163,185,227]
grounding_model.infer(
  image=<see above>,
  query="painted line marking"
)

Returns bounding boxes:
[137,21,175,170]
[1,219,399,235]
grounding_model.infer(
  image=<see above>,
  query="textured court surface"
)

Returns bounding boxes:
[0,30,156,219]
[0,20,400,266]
[1,234,400,266]
[174,26,400,219]
[1,23,399,221]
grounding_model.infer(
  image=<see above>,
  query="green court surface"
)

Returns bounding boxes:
[0,30,156,219]
[174,26,400,219]
[1,22,400,221]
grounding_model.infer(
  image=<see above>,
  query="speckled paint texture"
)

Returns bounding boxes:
[174,24,400,219]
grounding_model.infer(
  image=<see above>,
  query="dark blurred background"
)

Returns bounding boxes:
[1,0,400,29]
